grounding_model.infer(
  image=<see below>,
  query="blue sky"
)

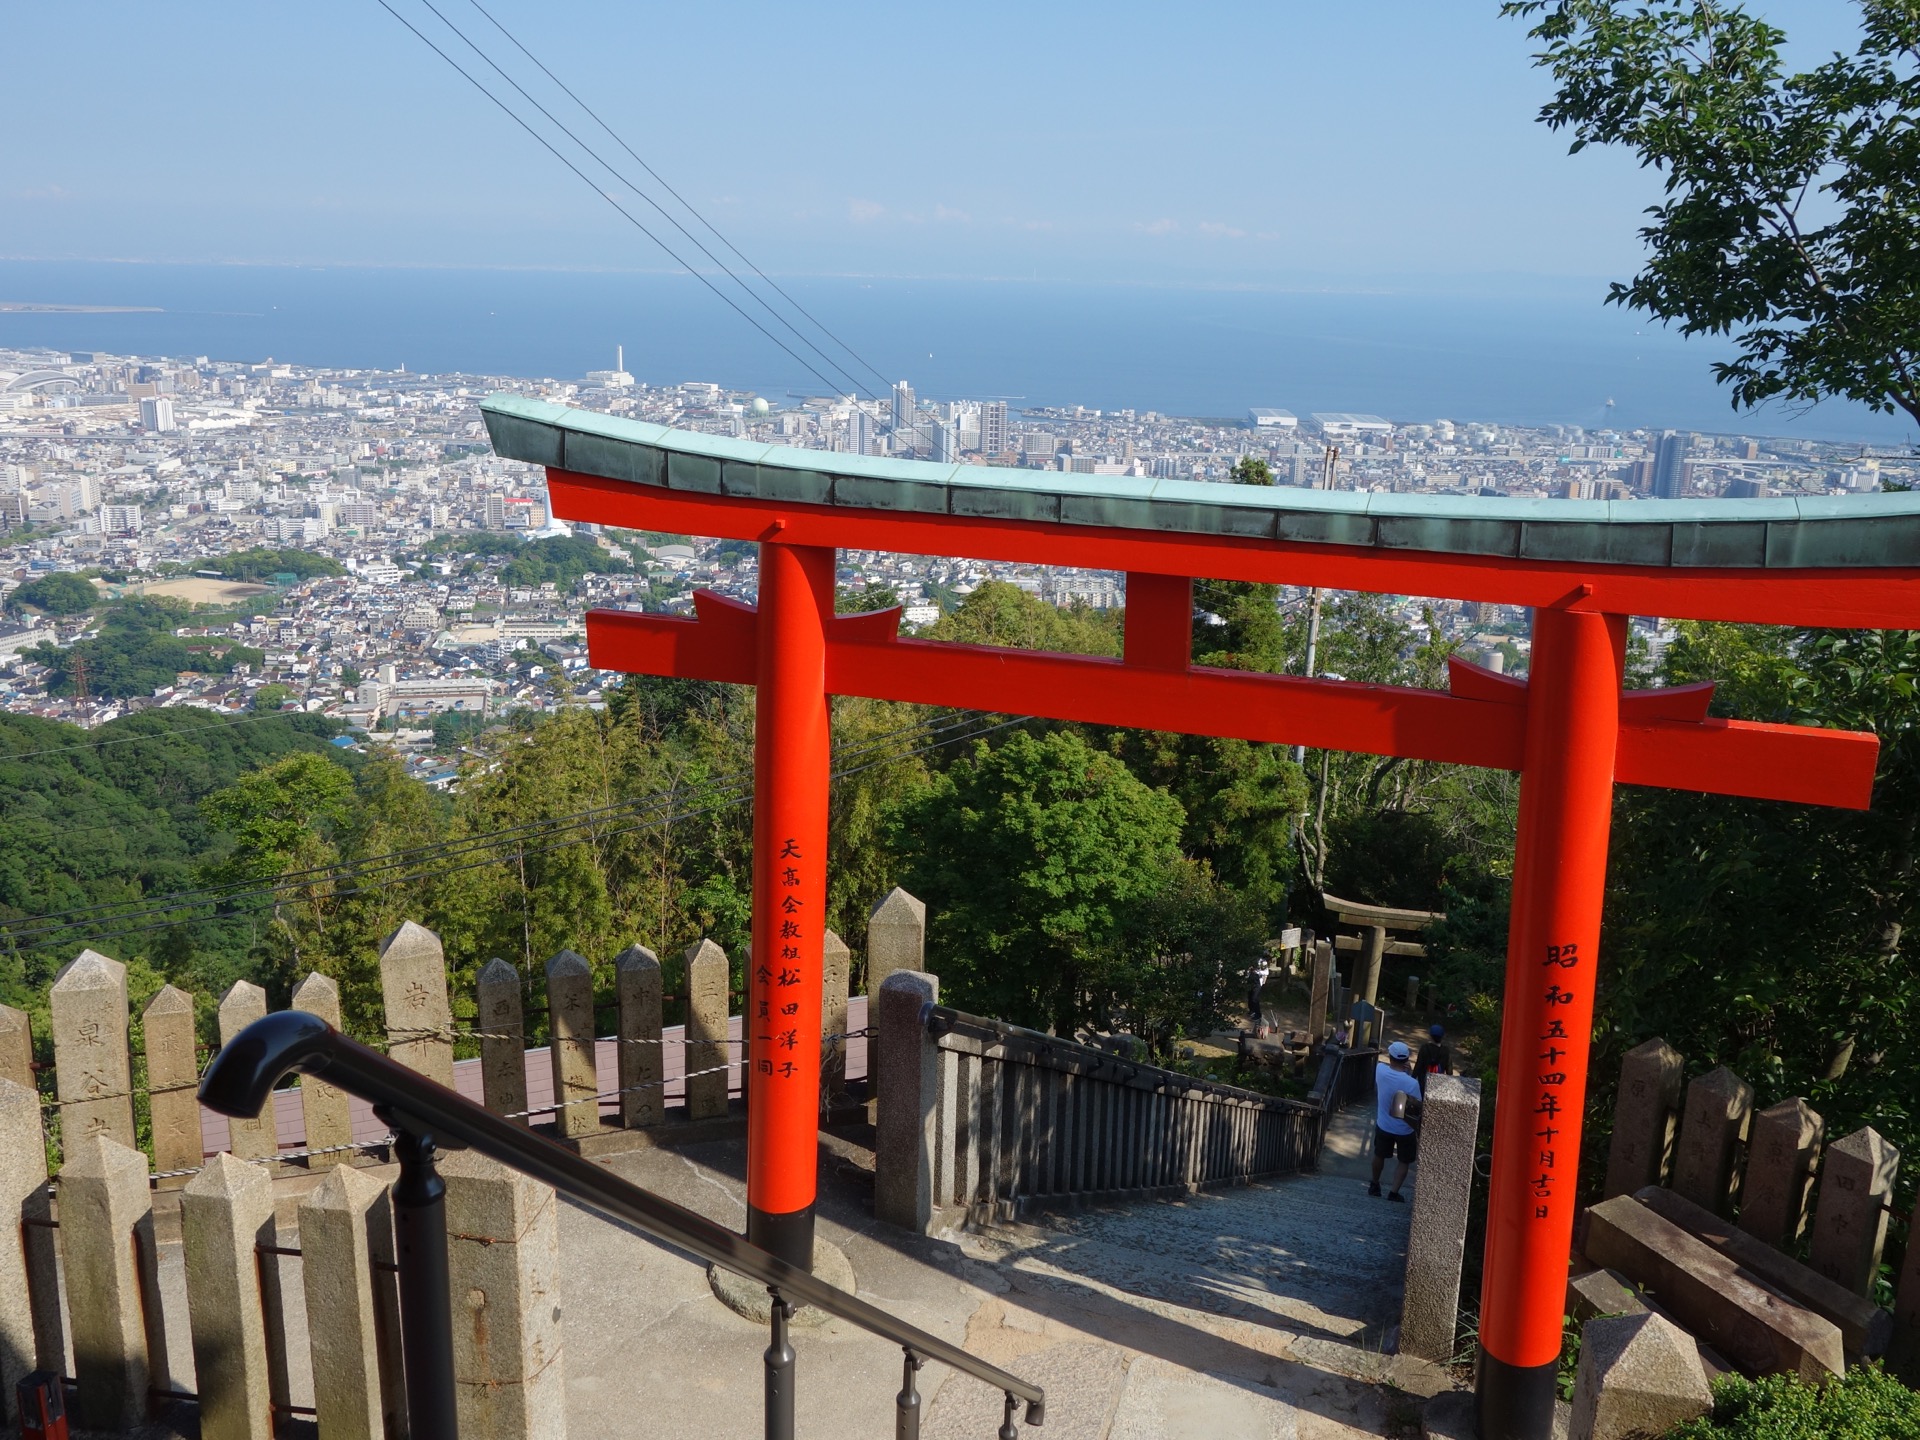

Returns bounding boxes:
[0,2,1872,289]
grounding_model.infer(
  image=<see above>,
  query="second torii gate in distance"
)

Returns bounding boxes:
[484,395,1918,1440]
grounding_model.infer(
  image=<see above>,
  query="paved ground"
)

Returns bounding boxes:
[113,1089,1448,1440]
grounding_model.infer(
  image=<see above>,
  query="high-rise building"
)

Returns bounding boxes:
[930,421,956,463]
[891,380,915,433]
[138,396,176,432]
[101,504,143,536]
[848,407,875,456]
[1651,431,1691,499]
[980,401,1007,455]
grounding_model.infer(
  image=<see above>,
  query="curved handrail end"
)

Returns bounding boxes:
[198,1009,337,1118]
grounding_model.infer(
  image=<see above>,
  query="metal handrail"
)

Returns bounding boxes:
[199,1011,1045,1435]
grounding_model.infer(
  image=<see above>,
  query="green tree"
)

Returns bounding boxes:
[202,548,345,583]
[1505,0,1920,427]
[9,572,97,615]
[497,535,629,590]
[253,683,295,711]
[836,581,901,614]
[1229,456,1273,486]
[890,730,1185,1033]
[201,753,354,885]
[926,580,1121,657]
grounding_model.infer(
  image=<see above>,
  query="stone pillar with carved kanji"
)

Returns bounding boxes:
[381,921,454,1085]
[51,949,135,1149]
[143,984,202,1182]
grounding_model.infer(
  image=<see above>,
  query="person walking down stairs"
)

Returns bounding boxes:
[1369,1040,1423,1203]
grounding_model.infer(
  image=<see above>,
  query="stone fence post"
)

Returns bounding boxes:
[51,949,135,1148]
[441,1150,566,1440]
[866,888,926,1099]
[181,1153,276,1440]
[1740,1097,1823,1249]
[0,1003,30,1091]
[220,981,277,1163]
[1894,1228,1920,1383]
[143,984,202,1182]
[292,972,354,1164]
[300,1164,399,1440]
[59,1135,163,1429]
[614,945,662,1129]
[1602,1039,1683,1200]
[1400,1073,1482,1362]
[0,1078,61,1405]
[546,950,600,1140]
[684,939,730,1122]
[1809,1126,1899,1297]
[381,921,453,1085]
[875,969,941,1235]
[821,929,851,1103]
[477,959,528,1121]
[1670,1066,1752,1217]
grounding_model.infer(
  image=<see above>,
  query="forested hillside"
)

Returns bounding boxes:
[0,706,344,1015]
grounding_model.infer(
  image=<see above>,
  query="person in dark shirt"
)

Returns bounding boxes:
[1414,1023,1452,1093]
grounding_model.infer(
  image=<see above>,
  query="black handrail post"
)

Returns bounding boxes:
[1000,1391,1020,1440]
[764,1291,795,1440]
[392,1126,458,1440]
[895,1349,923,1440]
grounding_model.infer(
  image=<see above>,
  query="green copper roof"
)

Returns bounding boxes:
[481,394,1920,570]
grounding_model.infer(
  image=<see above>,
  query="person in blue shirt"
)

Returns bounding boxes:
[1370,1040,1424,1201]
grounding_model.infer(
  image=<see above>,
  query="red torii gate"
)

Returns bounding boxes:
[485,396,1918,1440]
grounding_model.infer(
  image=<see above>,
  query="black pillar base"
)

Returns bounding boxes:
[1476,1353,1558,1440]
[748,1203,816,1272]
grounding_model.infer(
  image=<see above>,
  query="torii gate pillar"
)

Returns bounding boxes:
[1478,603,1621,1437]
[745,538,833,1269]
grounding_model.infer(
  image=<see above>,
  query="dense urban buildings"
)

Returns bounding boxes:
[0,343,1909,754]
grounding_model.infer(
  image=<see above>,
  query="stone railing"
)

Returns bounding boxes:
[872,971,1330,1235]
[0,888,936,1438]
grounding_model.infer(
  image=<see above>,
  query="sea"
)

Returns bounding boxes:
[1,259,1912,446]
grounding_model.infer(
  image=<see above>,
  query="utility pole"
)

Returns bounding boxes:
[1294,445,1340,889]
[1292,445,1338,765]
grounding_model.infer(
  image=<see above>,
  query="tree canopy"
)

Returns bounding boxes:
[9,572,97,615]
[498,535,629,590]
[1505,0,1920,426]
[891,729,1187,1034]
[29,597,258,699]
[200,548,344,582]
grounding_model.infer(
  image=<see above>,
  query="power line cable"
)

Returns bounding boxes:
[370,0,851,399]
[458,0,897,397]
[411,0,869,400]
[0,709,326,764]
[381,0,946,453]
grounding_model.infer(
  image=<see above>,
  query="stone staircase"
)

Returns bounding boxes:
[563,1106,1438,1439]
[121,1107,1439,1440]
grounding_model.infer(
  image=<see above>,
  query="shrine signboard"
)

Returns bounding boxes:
[484,395,1918,1440]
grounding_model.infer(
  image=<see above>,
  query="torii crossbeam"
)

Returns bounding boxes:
[484,395,1920,1440]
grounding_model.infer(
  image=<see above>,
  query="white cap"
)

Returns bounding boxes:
[1388,1041,1411,1060]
